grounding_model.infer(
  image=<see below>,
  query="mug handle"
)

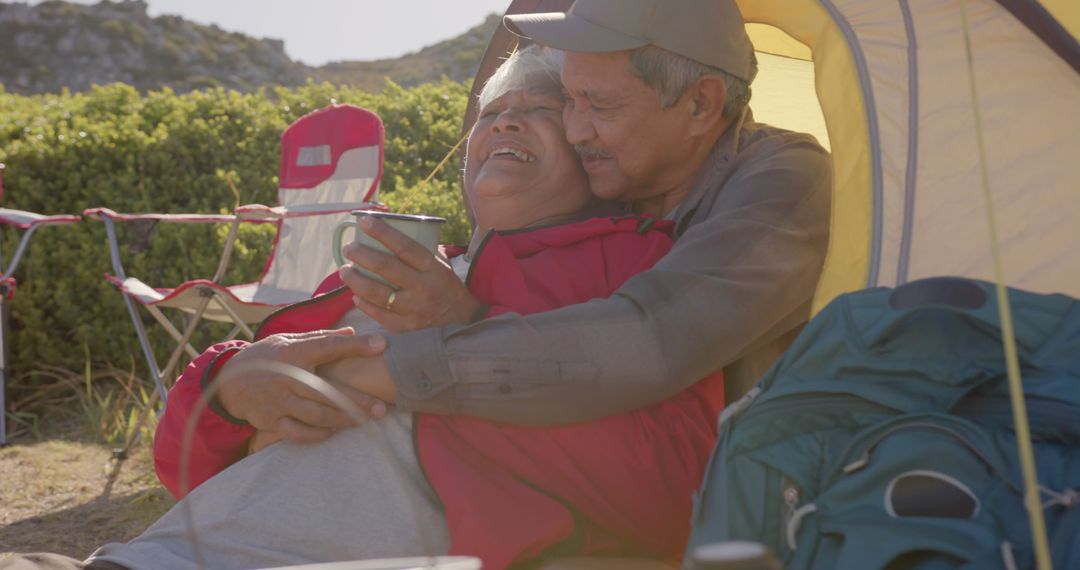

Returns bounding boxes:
[331,219,354,267]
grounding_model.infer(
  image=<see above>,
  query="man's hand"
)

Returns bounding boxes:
[341,216,483,333]
[214,328,389,446]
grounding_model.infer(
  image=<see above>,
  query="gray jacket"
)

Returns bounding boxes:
[386,114,832,425]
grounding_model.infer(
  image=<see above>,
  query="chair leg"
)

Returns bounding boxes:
[114,300,207,460]
[0,298,9,446]
[0,225,43,285]
[223,324,245,341]
[113,300,205,459]
[116,290,249,457]
[211,291,255,339]
[159,289,229,386]
[145,306,200,360]
[119,293,169,405]
[101,217,171,405]
[0,226,49,446]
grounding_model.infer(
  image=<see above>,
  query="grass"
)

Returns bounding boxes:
[0,437,175,559]
[0,364,175,561]
[7,363,156,446]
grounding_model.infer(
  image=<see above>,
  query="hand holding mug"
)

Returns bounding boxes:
[335,212,484,332]
[332,211,446,288]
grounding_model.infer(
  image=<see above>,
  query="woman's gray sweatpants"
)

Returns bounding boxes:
[90,412,450,570]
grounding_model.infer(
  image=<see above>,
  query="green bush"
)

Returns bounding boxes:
[0,80,471,400]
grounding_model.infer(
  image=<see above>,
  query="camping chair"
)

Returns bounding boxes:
[85,104,385,404]
[0,163,82,446]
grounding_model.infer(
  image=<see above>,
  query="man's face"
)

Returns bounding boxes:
[561,50,694,206]
[464,74,592,230]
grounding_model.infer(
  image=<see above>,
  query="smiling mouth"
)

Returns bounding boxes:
[578,153,612,171]
[576,149,612,172]
[488,146,536,162]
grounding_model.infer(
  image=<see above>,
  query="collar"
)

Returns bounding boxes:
[465,226,488,262]
[465,206,625,259]
[668,108,756,231]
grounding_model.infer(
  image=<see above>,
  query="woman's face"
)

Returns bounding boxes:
[464,73,593,230]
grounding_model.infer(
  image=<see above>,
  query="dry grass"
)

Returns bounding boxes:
[0,434,176,560]
[0,363,174,561]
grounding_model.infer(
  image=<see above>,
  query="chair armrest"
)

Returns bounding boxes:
[269,201,388,219]
[234,203,281,220]
[83,207,240,224]
[84,207,272,285]
[0,208,81,230]
[0,208,82,284]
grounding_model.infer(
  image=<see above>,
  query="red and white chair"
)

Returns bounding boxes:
[86,104,385,403]
[0,163,82,445]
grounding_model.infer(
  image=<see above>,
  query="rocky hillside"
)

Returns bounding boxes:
[315,13,500,92]
[0,0,308,93]
[0,0,500,95]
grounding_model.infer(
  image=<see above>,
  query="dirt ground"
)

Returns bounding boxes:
[0,438,175,560]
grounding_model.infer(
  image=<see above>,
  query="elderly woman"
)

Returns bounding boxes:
[0,46,722,570]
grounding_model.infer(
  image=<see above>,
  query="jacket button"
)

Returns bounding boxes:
[419,378,432,391]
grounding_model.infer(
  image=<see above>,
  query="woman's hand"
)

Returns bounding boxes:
[215,329,389,446]
[317,354,397,404]
[238,335,397,455]
[340,215,484,333]
[248,429,285,454]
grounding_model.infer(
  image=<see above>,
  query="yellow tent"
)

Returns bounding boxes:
[468,10,1078,562]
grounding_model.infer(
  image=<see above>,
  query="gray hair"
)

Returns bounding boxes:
[628,45,752,117]
[477,45,565,112]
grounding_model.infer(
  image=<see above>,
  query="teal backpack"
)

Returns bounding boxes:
[684,277,1080,569]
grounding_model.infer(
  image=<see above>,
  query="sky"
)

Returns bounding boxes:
[35,0,513,65]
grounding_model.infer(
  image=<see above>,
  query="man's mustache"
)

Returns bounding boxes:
[574,145,613,160]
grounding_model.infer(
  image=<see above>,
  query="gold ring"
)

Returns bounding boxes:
[384,290,397,311]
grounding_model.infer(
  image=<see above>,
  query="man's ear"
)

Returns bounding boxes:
[686,75,727,136]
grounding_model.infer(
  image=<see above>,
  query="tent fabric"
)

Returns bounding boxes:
[751,0,1080,312]
[737,0,1080,313]
[1041,0,1079,40]
[477,0,1079,316]
[1012,0,1080,72]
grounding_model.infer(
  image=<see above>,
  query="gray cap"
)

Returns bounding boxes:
[504,0,758,83]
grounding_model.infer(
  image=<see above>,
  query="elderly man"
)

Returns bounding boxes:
[156,0,831,477]
[327,0,830,418]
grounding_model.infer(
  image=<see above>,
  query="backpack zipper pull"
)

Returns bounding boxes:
[718,386,761,430]
[782,476,801,547]
[842,452,870,474]
[784,484,800,511]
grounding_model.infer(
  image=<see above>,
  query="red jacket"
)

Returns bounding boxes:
[153,272,354,497]
[417,215,724,568]
[154,214,723,567]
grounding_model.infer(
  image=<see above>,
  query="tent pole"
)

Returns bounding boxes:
[960,3,1052,568]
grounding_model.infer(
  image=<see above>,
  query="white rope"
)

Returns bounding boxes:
[1001,541,1019,570]
[785,502,818,551]
[716,386,760,430]
[1040,486,1080,510]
